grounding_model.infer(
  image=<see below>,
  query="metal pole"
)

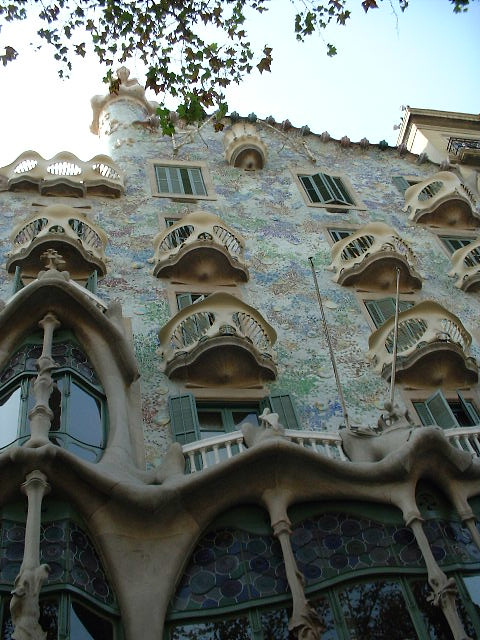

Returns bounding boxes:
[308,257,351,430]
[389,268,401,406]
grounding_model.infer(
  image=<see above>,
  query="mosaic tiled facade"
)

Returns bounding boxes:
[0,72,480,638]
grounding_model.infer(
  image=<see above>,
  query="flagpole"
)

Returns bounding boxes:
[389,268,401,407]
[308,257,351,431]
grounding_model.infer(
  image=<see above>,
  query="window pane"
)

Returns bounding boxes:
[231,411,259,429]
[68,381,104,449]
[198,410,225,439]
[411,579,473,639]
[260,607,294,639]
[70,600,113,640]
[0,387,22,448]
[170,616,251,639]
[339,580,417,639]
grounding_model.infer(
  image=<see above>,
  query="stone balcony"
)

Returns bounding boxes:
[449,239,480,291]
[153,211,248,284]
[0,151,124,198]
[6,204,108,283]
[368,300,477,388]
[159,292,277,387]
[328,222,421,292]
[404,171,479,228]
[223,122,268,170]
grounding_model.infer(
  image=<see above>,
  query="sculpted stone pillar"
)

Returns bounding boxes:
[26,312,61,448]
[405,510,471,640]
[264,491,323,640]
[10,471,51,640]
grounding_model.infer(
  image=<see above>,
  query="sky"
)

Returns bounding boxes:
[0,0,479,167]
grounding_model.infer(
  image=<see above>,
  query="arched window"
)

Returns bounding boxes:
[166,502,480,639]
[0,331,107,462]
[0,500,121,639]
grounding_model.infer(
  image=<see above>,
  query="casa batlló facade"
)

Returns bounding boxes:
[0,68,480,639]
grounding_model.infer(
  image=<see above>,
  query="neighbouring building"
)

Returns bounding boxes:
[0,68,480,639]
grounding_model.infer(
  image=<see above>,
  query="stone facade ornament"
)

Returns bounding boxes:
[264,493,324,640]
[340,136,351,148]
[320,131,331,143]
[406,514,471,639]
[26,311,61,448]
[242,408,285,447]
[10,471,51,640]
[359,137,370,149]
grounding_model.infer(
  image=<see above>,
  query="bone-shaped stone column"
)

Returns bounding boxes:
[405,510,471,640]
[10,470,51,640]
[26,313,60,448]
[264,490,323,639]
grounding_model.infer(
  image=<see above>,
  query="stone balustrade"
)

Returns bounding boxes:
[182,428,346,472]
[403,171,479,227]
[153,211,248,283]
[448,238,480,291]
[159,292,277,386]
[329,222,421,291]
[368,300,477,387]
[0,151,125,198]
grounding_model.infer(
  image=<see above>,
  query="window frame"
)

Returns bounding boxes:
[292,167,365,211]
[358,292,418,331]
[410,389,480,429]
[148,160,216,201]
[0,335,108,461]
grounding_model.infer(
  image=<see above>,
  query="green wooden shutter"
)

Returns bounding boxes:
[189,168,207,196]
[262,393,300,430]
[330,176,354,205]
[366,298,414,328]
[458,391,480,425]
[413,401,434,426]
[300,175,320,203]
[169,394,200,445]
[86,270,98,294]
[392,176,412,194]
[425,390,459,428]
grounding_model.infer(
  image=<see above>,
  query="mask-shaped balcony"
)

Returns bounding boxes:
[449,239,480,291]
[223,123,268,170]
[153,211,248,284]
[404,171,479,228]
[159,292,277,387]
[328,222,421,292]
[6,204,108,283]
[0,151,124,198]
[368,301,477,388]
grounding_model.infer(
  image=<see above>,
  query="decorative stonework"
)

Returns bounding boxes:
[10,471,51,640]
[159,292,277,387]
[223,122,268,170]
[153,210,248,284]
[368,300,478,387]
[0,150,124,198]
[328,221,421,292]
[90,67,159,135]
[404,171,479,227]
[7,203,108,283]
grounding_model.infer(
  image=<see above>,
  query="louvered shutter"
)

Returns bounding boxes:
[392,176,412,194]
[425,390,458,429]
[86,270,98,294]
[458,391,480,425]
[261,393,300,430]
[169,394,200,444]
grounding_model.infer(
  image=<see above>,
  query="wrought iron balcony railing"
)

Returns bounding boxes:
[328,222,421,291]
[368,301,477,387]
[449,238,480,291]
[153,211,248,283]
[0,151,125,198]
[159,292,277,386]
[447,138,480,166]
[403,171,479,227]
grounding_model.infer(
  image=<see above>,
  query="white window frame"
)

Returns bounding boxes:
[148,160,216,201]
[292,167,365,211]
